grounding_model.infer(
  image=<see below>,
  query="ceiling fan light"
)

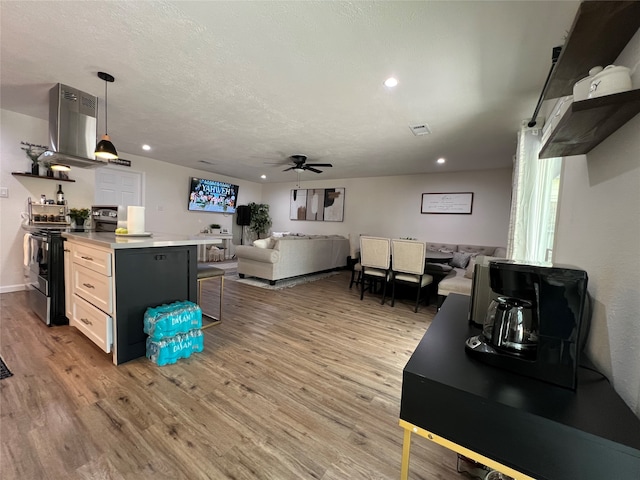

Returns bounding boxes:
[95,134,118,160]
[293,167,305,173]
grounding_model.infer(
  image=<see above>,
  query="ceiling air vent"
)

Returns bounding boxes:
[409,123,432,136]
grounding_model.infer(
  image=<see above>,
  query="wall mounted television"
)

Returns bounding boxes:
[188,177,239,214]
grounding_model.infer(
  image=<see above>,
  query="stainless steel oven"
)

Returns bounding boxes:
[27,230,66,325]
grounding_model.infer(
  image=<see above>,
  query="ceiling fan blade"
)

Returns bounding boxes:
[306,163,332,168]
[283,166,295,172]
[306,167,322,173]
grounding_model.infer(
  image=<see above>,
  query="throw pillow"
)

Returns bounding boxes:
[253,239,269,249]
[450,251,472,269]
[464,257,477,279]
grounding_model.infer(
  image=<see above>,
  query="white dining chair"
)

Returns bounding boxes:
[359,236,391,304]
[391,239,433,312]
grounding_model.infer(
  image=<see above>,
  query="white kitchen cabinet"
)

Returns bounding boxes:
[70,295,113,354]
[67,240,115,354]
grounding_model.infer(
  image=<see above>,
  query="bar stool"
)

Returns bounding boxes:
[197,264,224,329]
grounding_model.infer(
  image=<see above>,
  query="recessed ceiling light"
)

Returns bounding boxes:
[261,175,266,179]
[142,144,151,151]
[437,157,446,164]
[384,77,398,88]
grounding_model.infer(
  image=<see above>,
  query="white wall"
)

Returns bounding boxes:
[554,29,640,416]
[262,169,512,247]
[0,109,262,292]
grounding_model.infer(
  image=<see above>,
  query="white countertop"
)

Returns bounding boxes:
[62,231,222,250]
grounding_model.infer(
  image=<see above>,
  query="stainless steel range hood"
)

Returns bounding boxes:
[38,83,107,169]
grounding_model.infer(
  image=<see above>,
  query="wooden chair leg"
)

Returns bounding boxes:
[391,278,396,307]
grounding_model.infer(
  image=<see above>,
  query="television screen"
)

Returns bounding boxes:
[188,177,239,214]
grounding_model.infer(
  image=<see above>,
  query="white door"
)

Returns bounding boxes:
[94,167,143,207]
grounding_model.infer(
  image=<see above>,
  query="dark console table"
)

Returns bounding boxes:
[400,294,640,480]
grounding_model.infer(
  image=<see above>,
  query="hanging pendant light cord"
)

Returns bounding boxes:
[104,79,108,135]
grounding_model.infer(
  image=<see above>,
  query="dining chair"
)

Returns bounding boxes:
[359,236,391,304]
[391,239,433,312]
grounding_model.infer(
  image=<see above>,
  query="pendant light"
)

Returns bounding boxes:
[50,164,71,171]
[95,71,118,160]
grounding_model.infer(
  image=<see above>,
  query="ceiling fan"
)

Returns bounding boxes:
[282,154,333,174]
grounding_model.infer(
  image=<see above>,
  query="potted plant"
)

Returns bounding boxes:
[210,223,221,234]
[69,208,90,228]
[248,202,272,239]
[20,141,47,175]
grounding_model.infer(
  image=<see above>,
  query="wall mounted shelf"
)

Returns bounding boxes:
[543,1,640,101]
[539,89,640,158]
[539,1,640,158]
[12,172,76,183]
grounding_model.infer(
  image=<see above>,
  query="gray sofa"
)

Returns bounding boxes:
[235,235,350,284]
[423,243,507,305]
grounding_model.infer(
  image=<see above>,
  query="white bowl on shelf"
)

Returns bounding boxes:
[589,65,632,99]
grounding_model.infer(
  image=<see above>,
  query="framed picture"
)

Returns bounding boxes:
[421,192,473,214]
[290,188,345,222]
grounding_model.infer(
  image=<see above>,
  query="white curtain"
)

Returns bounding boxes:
[507,122,562,263]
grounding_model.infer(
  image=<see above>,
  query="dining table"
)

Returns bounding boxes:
[425,250,454,263]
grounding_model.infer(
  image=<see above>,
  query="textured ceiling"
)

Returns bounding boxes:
[1,1,580,183]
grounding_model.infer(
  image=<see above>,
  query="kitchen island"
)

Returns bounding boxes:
[62,232,221,364]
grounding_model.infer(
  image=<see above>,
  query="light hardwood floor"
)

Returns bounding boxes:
[1,270,466,480]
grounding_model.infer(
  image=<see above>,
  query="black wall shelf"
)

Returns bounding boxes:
[540,89,640,158]
[540,1,640,158]
[543,1,640,101]
[12,172,76,183]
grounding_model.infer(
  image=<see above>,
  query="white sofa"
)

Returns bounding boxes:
[235,235,350,285]
[423,243,507,306]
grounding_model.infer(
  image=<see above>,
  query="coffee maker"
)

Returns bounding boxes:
[465,260,589,390]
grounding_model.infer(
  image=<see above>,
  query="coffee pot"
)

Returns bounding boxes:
[483,296,537,357]
[465,260,589,390]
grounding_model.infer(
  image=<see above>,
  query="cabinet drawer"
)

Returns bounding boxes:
[72,243,112,276]
[70,294,113,353]
[73,263,113,314]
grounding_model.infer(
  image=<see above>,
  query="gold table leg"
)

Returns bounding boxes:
[400,425,412,480]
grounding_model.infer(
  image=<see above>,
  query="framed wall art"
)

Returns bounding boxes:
[290,187,345,222]
[421,192,473,214]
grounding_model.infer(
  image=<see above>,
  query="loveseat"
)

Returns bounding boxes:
[235,235,350,284]
[423,243,507,306]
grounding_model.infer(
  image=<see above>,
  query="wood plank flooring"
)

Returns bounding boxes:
[1,271,467,480]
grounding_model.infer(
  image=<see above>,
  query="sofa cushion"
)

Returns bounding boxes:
[457,244,498,256]
[427,243,457,253]
[464,257,477,279]
[438,268,471,296]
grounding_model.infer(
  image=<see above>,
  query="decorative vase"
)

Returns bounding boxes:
[31,163,39,175]
[46,168,54,178]
[75,218,85,227]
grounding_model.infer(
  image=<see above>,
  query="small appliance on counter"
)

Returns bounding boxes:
[465,260,590,390]
[91,205,120,232]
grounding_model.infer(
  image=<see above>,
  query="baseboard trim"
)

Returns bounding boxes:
[0,284,28,294]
